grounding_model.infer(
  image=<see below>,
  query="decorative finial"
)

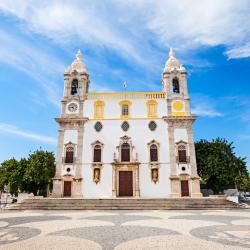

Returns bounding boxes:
[169,48,175,58]
[76,50,82,60]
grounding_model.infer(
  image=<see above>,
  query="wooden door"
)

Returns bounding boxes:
[64,181,72,197]
[119,171,133,197]
[181,180,189,197]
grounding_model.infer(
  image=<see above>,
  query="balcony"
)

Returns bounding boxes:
[62,157,77,164]
[176,156,190,164]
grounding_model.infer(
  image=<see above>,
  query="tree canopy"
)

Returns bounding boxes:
[195,138,249,194]
[0,150,55,196]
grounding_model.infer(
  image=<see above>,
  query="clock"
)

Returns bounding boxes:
[68,103,78,112]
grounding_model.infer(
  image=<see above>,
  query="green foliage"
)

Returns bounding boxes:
[195,138,249,194]
[239,175,250,192]
[0,150,55,196]
[24,150,56,196]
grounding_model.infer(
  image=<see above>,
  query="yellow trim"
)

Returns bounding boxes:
[147,100,158,118]
[89,117,163,120]
[119,100,132,119]
[94,100,105,119]
[86,91,166,100]
[172,112,186,116]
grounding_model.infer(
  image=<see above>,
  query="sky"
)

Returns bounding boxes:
[0,0,250,169]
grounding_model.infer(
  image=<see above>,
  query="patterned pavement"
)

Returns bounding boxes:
[0,210,249,249]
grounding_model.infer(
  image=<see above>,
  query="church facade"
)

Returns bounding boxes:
[52,49,202,198]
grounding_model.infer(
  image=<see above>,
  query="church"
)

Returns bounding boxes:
[52,49,202,198]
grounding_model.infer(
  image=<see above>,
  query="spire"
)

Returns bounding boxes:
[163,47,185,72]
[65,50,87,73]
[76,49,82,60]
[169,47,175,58]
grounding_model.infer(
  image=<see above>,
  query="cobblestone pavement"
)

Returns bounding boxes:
[0,210,249,250]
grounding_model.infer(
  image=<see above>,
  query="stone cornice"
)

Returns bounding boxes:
[163,115,197,127]
[55,117,88,127]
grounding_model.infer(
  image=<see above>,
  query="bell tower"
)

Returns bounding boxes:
[163,48,202,198]
[162,48,190,116]
[61,50,90,118]
[52,50,89,197]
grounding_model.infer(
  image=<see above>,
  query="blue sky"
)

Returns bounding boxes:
[0,1,250,169]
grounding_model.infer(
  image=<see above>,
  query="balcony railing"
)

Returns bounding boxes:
[62,157,77,164]
[176,156,190,164]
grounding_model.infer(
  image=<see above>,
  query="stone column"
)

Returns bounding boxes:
[75,125,84,178]
[187,126,202,197]
[187,126,197,176]
[55,127,64,178]
[112,165,116,197]
[168,124,176,176]
[167,122,181,197]
[170,176,181,198]
[52,127,64,197]
[72,124,84,198]
[135,165,140,197]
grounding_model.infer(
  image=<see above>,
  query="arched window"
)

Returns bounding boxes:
[172,78,180,94]
[93,145,102,162]
[150,144,158,162]
[121,143,130,162]
[147,100,158,118]
[122,104,129,116]
[71,79,78,95]
[178,145,187,163]
[94,101,105,119]
[65,147,74,163]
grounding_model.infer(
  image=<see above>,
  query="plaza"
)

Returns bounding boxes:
[0,209,249,249]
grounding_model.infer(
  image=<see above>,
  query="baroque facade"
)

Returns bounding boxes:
[52,49,202,198]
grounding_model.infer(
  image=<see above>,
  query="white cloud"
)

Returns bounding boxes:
[226,44,250,59]
[191,94,223,118]
[0,122,56,145]
[0,30,65,107]
[192,107,223,117]
[0,0,249,62]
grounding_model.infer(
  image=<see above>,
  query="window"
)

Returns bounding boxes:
[178,145,187,163]
[147,100,158,118]
[119,100,131,118]
[94,122,103,132]
[94,101,105,119]
[65,147,74,163]
[71,79,78,95]
[150,144,158,162]
[172,78,180,94]
[148,121,157,131]
[121,143,130,162]
[121,121,129,131]
[93,145,102,162]
[122,105,129,116]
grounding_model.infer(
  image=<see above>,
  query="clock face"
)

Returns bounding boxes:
[68,103,78,112]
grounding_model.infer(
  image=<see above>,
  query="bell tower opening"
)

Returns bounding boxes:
[172,77,180,94]
[71,79,78,95]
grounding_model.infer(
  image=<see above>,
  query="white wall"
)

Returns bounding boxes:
[81,119,171,198]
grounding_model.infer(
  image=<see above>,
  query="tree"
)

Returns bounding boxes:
[195,138,249,194]
[24,150,56,196]
[1,158,20,196]
[0,164,7,193]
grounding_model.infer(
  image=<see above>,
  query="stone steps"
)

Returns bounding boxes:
[7,197,243,210]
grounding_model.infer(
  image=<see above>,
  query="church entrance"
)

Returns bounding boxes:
[119,171,133,197]
[63,181,72,197]
[181,180,189,197]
